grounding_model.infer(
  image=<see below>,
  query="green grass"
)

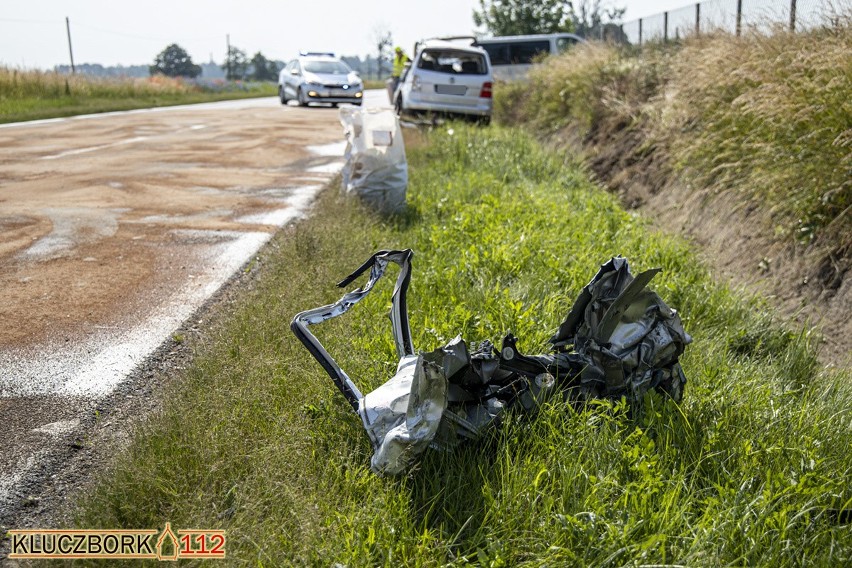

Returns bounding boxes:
[67,125,850,566]
[0,68,277,123]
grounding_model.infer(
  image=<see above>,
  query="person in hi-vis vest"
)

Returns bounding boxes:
[391,46,411,98]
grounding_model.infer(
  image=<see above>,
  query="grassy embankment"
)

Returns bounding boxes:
[0,68,277,123]
[494,22,851,250]
[66,124,851,565]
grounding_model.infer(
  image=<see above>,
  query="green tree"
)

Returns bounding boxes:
[572,0,625,38]
[249,51,278,81]
[222,46,249,80]
[149,44,201,78]
[373,27,393,78]
[473,0,624,37]
[473,0,575,36]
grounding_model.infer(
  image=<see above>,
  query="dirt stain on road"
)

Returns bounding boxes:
[0,100,343,348]
[0,98,349,513]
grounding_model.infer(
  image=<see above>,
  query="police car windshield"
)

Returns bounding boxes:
[303,60,351,74]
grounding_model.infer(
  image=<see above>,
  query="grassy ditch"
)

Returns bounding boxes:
[69,125,850,566]
[0,68,277,123]
[494,22,851,249]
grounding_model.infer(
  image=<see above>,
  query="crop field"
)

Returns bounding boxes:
[0,68,276,123]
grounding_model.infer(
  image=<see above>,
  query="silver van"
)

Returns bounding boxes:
[393,39,493,122]
[474,33,584,81]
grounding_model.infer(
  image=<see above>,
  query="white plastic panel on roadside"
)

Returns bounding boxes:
[339,107,408,215]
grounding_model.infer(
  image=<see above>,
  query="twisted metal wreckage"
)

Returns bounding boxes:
[292,250,692,475]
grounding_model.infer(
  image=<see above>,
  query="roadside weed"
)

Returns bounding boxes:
[74,125,851,566]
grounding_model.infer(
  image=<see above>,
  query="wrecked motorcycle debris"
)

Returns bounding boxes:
[291,250,691,475]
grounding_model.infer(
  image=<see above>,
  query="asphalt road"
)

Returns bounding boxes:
[0,90,390,522]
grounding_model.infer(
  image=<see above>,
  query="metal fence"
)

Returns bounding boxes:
[621,0,849,44]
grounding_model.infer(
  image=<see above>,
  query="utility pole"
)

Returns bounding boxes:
[736,0,743,36]
[226,34,231,80]
[696,2,700,36]
[790,0,797,32]
[65,17,76,73]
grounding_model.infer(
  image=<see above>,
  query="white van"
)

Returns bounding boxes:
[394,39,493,122]
[473,33,584,81]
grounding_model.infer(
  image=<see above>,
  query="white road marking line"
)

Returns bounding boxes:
[41,136,150,160]
[0,179,336,399]
[307,141,346,157]
[31,419,81,436]
[39,124,209,160]
[0,97,283,130]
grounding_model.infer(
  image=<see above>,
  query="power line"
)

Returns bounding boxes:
[71,21,221,42]
[1,17,220,43]
[0,17,59,24]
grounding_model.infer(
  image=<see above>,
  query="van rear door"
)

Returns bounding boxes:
[414,49,490,109]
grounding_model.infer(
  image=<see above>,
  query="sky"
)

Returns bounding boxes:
[1,1,693,70]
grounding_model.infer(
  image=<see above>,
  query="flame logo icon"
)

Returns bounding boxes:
[155,522,179,561]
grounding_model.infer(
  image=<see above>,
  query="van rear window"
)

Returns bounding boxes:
[418,50,487,75]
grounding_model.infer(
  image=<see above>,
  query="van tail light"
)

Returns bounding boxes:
[479,82,493,98]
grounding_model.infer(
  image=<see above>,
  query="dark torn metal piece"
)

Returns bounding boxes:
[291,249,414,411]
[291,250,692,475]
[548,257,691,402]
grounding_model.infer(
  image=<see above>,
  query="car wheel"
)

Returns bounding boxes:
[297,87,308,107]
[279,86,288,104]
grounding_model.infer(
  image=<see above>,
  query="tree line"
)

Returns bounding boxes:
[473,0,624,37]
[149,43,281,81]
[149,2,624,80]
[148,42,392,82]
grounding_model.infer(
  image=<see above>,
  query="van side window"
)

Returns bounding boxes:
[481,44,510,66]
[556,37,579,52]
[510,41,551,64]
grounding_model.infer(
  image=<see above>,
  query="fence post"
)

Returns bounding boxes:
[639,18,643,45]
[664,11,669,42]
[736,0,743,36]
[790,0,797,31]
[696,2,701,36]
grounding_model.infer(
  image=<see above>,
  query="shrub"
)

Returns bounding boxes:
[494,19,852,246]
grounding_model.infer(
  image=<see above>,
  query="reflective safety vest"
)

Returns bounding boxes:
[392,53,409,77]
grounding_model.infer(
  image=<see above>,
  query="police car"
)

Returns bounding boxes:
[278,52,363,107]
